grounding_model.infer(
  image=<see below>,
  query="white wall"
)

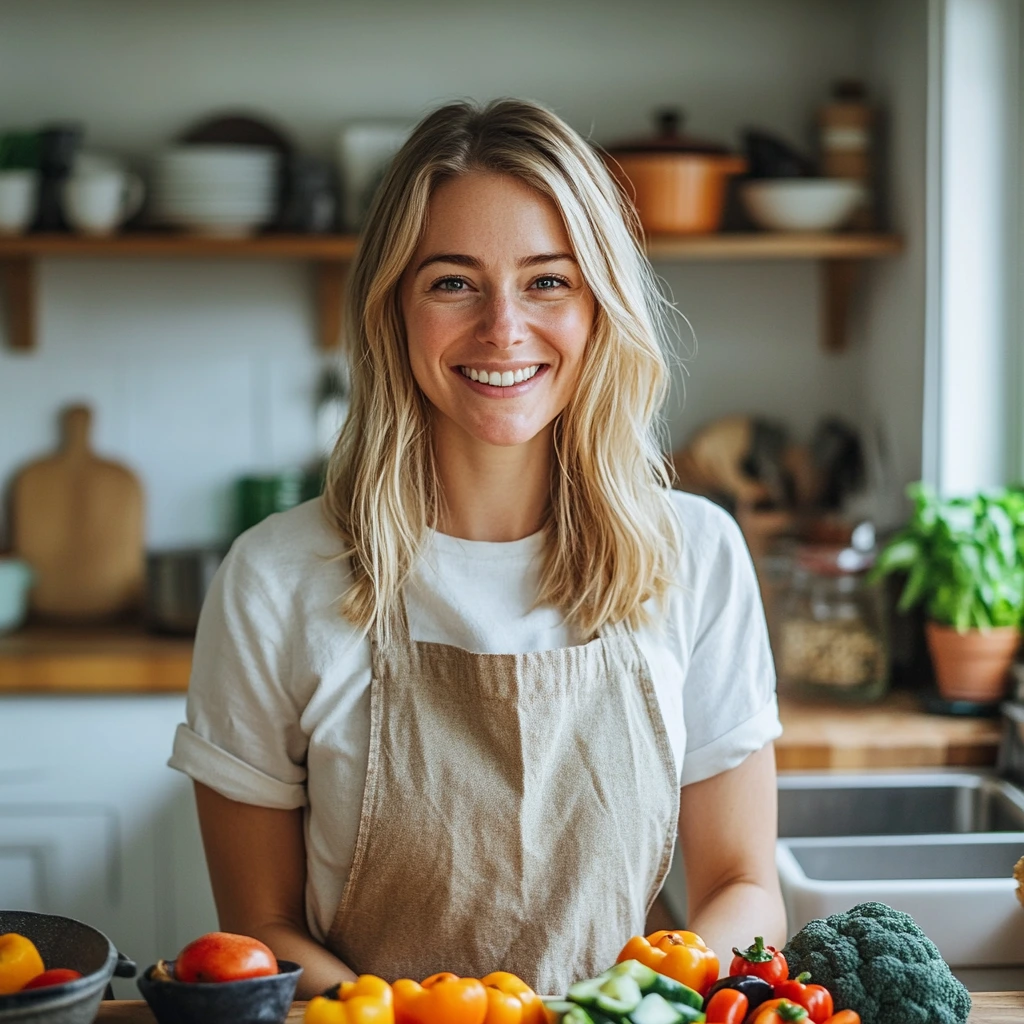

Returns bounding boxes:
[0,0,914,548]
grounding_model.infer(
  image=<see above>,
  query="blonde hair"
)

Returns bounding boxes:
[323,98,680,642]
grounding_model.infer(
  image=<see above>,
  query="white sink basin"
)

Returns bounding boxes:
[777,833,1024,967]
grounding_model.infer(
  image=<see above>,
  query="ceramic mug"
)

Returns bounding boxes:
[0,170,39,235]
[63,169,145,235]
[0,558,34,634]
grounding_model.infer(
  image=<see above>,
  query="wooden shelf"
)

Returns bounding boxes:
[0,623,192,694]
[0,231,902,352]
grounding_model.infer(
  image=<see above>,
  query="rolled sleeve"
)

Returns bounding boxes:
[169,723,307,809]
[167,530,310,809]
[680,697,782,786]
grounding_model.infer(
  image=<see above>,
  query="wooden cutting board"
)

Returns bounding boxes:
[12,404,145,621]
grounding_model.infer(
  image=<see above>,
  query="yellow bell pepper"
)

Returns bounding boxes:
[393,973,488,1024]
[480,972,547,1024]
[617,929,720,997]
[0,934,46,995]
[304,974,394,1024]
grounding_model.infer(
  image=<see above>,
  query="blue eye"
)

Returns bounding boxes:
[434,277,466,292]
[533,275,569,290]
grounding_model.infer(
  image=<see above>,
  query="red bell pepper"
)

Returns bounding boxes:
[773,972,833,1023]
[729,937,788,987]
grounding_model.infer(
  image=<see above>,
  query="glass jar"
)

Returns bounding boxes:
[776,544,889,701]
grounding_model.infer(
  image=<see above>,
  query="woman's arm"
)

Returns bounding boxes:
[193,781,357,998]
[677,743,787,967]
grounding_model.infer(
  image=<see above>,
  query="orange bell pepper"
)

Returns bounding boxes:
[481,972,547,1024]
[304,975,394,1024]
[747,998,809,1024]
[617,929,720,996]
[393,973,488,1024]
[0,934,46,996]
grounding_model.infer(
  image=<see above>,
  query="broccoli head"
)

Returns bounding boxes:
[781,901,971,1024]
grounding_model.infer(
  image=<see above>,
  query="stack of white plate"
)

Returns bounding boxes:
[150,145,280,236]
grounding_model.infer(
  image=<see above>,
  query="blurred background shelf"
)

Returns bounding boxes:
[0,231,902,353]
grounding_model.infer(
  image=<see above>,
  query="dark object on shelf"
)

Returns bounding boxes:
[811,417,864,510]
[0,910,135,1021]
[612,108,729,155]
[137,959,301,1024]
[921,692,1003,718]
[31,123,83,231]
[274,154,338,233]
[176,112,294,156]
[997,699,1024,786]
[145,546,227,635]
[742,128,817,179]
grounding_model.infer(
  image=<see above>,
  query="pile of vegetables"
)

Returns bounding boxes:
[303,902,970,1024]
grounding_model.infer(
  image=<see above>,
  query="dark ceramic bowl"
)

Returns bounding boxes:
[0,910,136,1024]
[137,960,302,1024]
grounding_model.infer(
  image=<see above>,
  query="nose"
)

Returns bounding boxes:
[476,288,526,349]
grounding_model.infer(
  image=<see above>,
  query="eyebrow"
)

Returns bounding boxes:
[414,251,578,274]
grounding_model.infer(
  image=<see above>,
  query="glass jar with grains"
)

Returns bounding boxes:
[776,541,888,701]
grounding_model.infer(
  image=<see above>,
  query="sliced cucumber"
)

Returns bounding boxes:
[567,977,607,1007]
[668,1002,706,1023]
[543,1000,577,1019]
[594,973,643,1016]
[628,993,687,1024]
[607,960,703,1010]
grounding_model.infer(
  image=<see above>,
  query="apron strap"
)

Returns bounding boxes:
[385,588,412,645]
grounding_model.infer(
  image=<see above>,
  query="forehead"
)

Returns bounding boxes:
[415,170,571,258]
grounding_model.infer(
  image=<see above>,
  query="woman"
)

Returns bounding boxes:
[170,98,785,999]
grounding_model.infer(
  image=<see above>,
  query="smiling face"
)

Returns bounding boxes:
[400,171,595,453]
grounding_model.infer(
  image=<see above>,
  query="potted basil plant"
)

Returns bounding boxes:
[870,483,1024,703]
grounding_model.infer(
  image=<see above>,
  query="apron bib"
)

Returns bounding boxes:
[325,598,679,995]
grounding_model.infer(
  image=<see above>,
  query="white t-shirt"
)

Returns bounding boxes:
[169,491,780,942]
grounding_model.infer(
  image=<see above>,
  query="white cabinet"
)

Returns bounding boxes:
[0,696,217,997]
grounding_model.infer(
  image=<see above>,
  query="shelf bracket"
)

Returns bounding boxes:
[821,258,859,353]
[316,260,347,351]
[2,258,36,351]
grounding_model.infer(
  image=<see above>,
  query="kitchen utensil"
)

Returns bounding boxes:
[275,154,338,233]
[605,109,746,234]
[235,471,307,537]
[11,404,145,621]
[137,959,301,1024]
[0,557,33,634]
[145,546,226,635]
[336,121,413,230]
[742,128,816,178]
[0,171,38,235]
[63,169,145,236]
[740,178,862,232]
[820,79,875,228]
[31,124,83,232]
[0,910,135,1024]
[150,146,280,236]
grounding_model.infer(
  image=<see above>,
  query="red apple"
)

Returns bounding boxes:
[22,969,83,990]
[173,932,277,983]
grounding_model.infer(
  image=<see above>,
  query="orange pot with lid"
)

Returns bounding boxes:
[605,109,746,235]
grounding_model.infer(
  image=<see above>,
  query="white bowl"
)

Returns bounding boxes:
[740,178,863,232]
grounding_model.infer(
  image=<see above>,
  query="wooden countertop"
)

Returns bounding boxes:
[0,624,192,694]
[774,691,1002,771]
[0,626,1004,770]
[93,993,1024,1023]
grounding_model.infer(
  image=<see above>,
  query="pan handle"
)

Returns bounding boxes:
[114,951,137,978]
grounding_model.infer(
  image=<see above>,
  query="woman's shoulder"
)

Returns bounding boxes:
[222,497,350,601]
[667,489,748,563]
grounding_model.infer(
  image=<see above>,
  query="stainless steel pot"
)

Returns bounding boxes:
[145,547,226,635]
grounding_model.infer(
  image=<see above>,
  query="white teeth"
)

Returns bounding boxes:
[459,364,541,387]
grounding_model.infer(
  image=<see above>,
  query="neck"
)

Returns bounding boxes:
[432,419,553,542]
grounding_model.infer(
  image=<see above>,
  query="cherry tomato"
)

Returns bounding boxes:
[22,969,84,990]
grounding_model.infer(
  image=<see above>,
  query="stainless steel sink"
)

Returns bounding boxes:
[778,771,1024,837]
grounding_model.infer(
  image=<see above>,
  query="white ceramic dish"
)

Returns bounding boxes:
[777,832,1024,967]
[741,178,862,232]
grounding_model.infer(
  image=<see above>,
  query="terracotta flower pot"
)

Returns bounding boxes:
[925,621,1020,702]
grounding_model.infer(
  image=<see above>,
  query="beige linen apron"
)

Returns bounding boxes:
[325,597,679,995]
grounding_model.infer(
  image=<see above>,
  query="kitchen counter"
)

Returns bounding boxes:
[93,994,1024,1022]
[0,627,1004,770]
